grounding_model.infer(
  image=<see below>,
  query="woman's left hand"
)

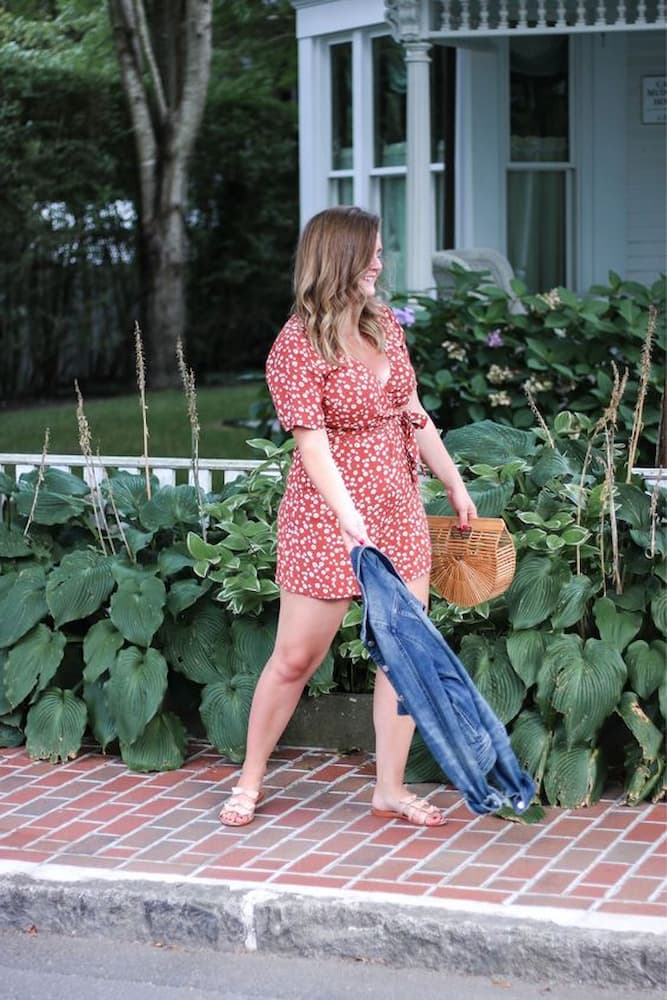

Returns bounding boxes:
[447,484,477,529]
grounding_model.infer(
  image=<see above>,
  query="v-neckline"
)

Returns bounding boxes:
[344,350,391,390]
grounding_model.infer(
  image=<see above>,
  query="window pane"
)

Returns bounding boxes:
[373,36,406,167]
[510,38,568,162]
[330,176,354,206]
[331,43,353,170]
[507,171,566,291]
[380,175,406,291]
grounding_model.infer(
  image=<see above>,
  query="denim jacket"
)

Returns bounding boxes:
[350,545,535,816]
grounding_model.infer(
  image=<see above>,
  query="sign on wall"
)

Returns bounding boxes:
[641,76,666,124]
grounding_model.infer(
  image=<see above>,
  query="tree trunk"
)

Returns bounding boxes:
[108,0,212,386]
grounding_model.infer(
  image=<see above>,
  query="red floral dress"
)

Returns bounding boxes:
[266,305,431,599]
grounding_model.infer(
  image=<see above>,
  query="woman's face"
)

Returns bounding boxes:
[358,232,383,299]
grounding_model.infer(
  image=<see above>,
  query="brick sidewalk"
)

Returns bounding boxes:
[0,742,665,921]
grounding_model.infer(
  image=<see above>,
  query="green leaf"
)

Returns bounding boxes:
[158,543,196,577]
[543,739,606,808]
[82,620,124,683]
[505,630,545,687]
[19,467,89,497]
[0,525,32,558]
[4,624,66,708]
[651,590,667,636]
[0,471,16,495]
[550,575,594,629]
[140,485,200,531]
[161,601,231,684]
[14,488,89,525]
[626,640,667,699]
[0,652,12,715]
[308,650,336,696]
[102,472,155,519]
[506,555,569,629]
[25,688,87,764]
[122,527,155,559]
[561,527,590,545]
[549,636,626,744]
[166,579,212,619]
[593,597,642,651]
[615,483,650,530]
[467,477,515,517]
[459,636,525,723]
[510,709,551,785]
[624,756,665,807]
[0,566,48,647]
[616,692,663,763]
[186,532,227,562]
[0,717,25,748]
[230,615,276,675]
[529,448,575,487]
[406,729,446,784]
[120,712,187,772]
[445,420,537,466]
[109,565,166,646]
[105,646,168,745]
[46,550,114,627]
[200,673,257,761]
[83,678,117,751]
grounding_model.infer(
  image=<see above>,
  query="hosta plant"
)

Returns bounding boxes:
[0,447,282,770]
[402,412,666,808]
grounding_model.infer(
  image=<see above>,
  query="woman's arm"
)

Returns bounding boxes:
[406,388,477,527]
[292,427,372,550]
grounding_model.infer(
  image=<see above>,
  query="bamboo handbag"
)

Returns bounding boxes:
[427,516,516,607]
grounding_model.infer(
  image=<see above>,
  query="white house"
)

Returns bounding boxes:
[291,0,667,295]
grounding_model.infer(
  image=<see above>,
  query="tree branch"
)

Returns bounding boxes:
[132,0,168,124]
[173,0,212,158]
[107,0,158,217]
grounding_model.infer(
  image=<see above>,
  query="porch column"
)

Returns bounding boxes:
[405,41,432,291]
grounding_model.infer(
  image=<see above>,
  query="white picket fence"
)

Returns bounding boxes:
[0,453,663,491]
[0,453,264,493]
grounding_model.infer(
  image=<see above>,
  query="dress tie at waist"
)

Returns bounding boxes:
[398,409,427,484]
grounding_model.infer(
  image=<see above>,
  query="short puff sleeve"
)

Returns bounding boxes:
[266,317,328,432]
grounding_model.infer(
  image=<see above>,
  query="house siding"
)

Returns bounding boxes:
[625,33,667,284]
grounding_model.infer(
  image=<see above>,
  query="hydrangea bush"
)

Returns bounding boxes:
[393,267,665,467]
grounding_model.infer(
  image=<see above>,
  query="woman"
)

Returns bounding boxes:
[220,206,476,828]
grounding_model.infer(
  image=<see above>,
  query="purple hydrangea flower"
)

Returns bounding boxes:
[393,306,416,328]
[486,329,504,348]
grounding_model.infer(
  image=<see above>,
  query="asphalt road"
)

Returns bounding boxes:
[0,928,661,1000]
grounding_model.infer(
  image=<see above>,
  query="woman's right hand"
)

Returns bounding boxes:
[338,509,372,553]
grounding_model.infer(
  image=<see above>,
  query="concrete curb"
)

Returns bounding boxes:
[0,867,665,990]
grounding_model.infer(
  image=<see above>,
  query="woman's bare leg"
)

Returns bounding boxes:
[371,572,445,825]
[220,590,349,823]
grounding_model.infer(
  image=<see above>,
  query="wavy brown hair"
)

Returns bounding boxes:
[292,206,385,363]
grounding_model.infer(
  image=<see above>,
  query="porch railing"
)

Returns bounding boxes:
[406,0,667,37]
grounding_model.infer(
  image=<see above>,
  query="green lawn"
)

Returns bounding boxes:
[0,384,267,459]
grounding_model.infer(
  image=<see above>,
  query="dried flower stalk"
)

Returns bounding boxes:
[75,380,108,555]
[576,363,628,577]
[24,427,50,537]
[176,338,206,539]
[134,322,151,500]
[626,305,657,481]
[523,386,555,448]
